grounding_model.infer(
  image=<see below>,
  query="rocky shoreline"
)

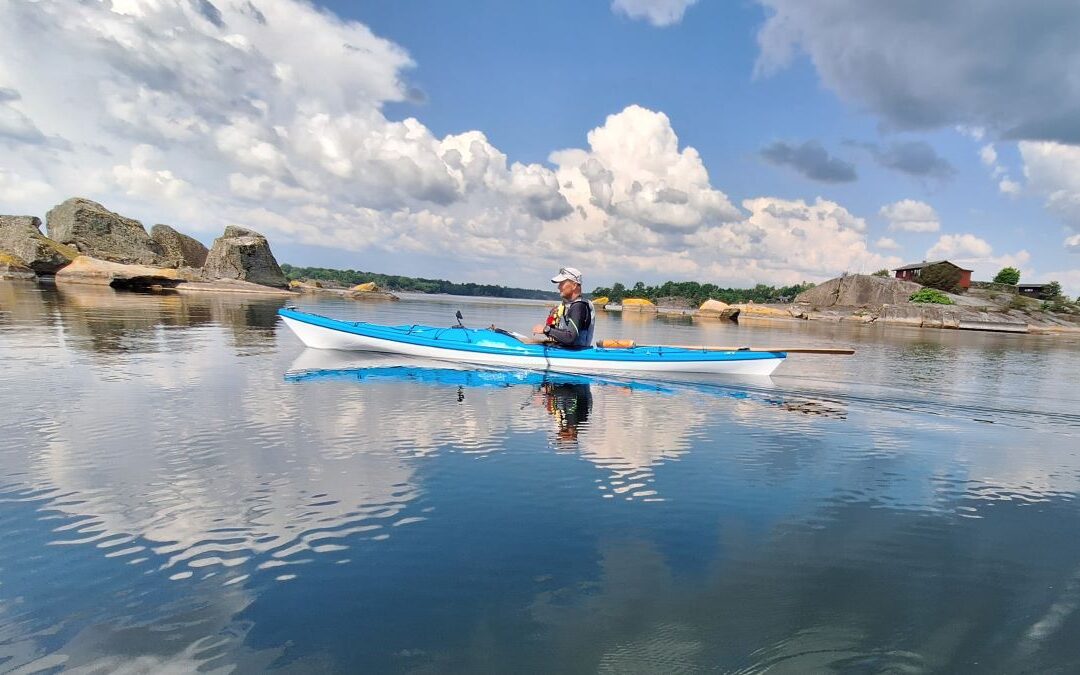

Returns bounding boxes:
[4,199,1077,335]
[0,197,394,301]
[601,274,1080,335]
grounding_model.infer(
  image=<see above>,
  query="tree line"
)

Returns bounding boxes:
[282,264,818,305]
[590,280,816,306]
[280,264,561,300]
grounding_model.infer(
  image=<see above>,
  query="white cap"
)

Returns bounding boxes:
[551,266,582,284]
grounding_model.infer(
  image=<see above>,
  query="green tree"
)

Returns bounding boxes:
[993,267,1021,285]
[872,269,890,277]
[1046,281,1063,299]
[918,263,963,293]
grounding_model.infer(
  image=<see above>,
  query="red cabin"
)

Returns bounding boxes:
[893,260,973,289]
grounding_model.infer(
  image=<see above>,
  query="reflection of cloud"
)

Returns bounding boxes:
[289,351,766,501]
[576,387,707,500]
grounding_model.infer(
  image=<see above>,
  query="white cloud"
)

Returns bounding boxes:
[879,199,940,232]
[925,234,1033,281]
[956,126,985,141]
[611,0,698,27]
[1066,234,1080,252]
[875,237,901,251]
[685,197,903,284]
[0,94,46,143]
[112,144,191,201]
[1018,141,1080,225]
[550,106,741,234]
[0,168,56,211]
[0,0,898,289]
[979,144,998,167]
[999,178,1021,196]
[927,234,993,259]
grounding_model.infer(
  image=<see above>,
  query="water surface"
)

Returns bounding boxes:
[2,282,1080,672]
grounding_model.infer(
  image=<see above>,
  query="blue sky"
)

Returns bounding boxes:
[1,0,1078,292]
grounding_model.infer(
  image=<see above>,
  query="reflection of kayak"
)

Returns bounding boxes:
[283,352,848,417]
[285,351,677,392]
[278,308,784,376]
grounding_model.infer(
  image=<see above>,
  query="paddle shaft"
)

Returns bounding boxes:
[495,329,855,354]
[598,339,853,354]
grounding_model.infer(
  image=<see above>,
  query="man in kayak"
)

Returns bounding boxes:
[533,266,595,348]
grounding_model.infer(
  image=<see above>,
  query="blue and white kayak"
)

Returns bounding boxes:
[278,307,785,376]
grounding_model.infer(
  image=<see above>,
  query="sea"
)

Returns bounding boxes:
[2,281,1080,673]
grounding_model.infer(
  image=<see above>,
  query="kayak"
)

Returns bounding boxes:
[277,307,785,375]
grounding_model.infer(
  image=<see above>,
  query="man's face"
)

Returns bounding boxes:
[558,280,578,299]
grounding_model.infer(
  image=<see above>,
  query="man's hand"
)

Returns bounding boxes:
[532,324,546,335]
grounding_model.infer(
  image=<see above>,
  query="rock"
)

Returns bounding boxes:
[173,279,296,296]
[732,303,795,318]
[150,224,209,268]
[45,198,164,265]
[697,299,740,321]
[55,255,184,288]
[795,274,923,307]
[591,296,610,307]
[621,297,657,312]
[351,281,379,292]
[877,303,1029,332]
[0,215,78,273]
[348,289,398,301]
[203,226,287,288]
[0,250,36,280]
[654,296,693,309]
[288,279,322,290]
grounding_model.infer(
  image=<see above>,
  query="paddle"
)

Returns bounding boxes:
[595,339,854,355]
[492,326,552,345]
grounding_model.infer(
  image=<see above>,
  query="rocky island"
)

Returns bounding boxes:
[0,197,395,300]
[596,274,1080,335]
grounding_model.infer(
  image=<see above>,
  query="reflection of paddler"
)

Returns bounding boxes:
[539,381,593,446]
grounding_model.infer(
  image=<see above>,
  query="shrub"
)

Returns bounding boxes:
[993,267,1021,285]
[918,263,963,293]
[910,288,955,304]
[1008,295,1033,311]
[1046,281,1063,299]
[872,269,890,277]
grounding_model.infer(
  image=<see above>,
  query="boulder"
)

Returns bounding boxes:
[795,274,923,308]
[173,279,295,296]
[150,224,208,268]
[0,250,36,280]
[697,299,740,321]
[348,288,399,301]
[0,215,78,273]
[45,198,164,265]
[621,297,657,312]
[202,226,287,288]
[591,296,610,308]
[732,303,795,318]
[351,281,380,292]
[55,255,185,288]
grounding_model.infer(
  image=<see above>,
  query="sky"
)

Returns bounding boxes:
[1,0,1079,294]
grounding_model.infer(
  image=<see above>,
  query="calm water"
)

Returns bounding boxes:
[2,281,1080,673]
